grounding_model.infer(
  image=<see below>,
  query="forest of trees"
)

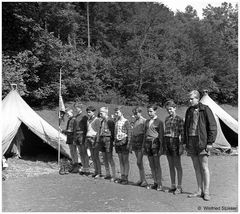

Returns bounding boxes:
[2,2,238,106]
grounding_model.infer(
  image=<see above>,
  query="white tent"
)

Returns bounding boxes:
[200,93,238,150]
[2,89,71,158]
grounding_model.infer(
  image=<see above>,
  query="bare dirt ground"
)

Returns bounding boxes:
[2,153,238,212]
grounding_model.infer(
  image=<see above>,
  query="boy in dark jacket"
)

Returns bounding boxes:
[62,109,78,173]
[73,102,90,176]
[184,90,217,201]
[97,107,116,182]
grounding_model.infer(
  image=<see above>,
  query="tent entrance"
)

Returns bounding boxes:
[219,119,238,148]
[6,123,61,161]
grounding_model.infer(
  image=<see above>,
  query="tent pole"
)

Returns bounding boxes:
[58,67,62,167]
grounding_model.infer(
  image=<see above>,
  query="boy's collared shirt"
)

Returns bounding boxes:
[132,116,146,136]
[148,115,157,128]
[115,116,130,141]
[86,116,100,137]
[164,114,184,141]
[145,117,164,140]
[188,108,199,136]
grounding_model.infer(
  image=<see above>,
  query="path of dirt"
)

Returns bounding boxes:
[2,155,238,212]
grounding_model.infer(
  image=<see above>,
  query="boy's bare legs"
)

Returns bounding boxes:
[174,156,183,188]
[118,153,124,180]
[148,156,157,184]
[69,144,78,164]
[153,154,162,187]
[191,156,203,194]
[78,144,89,173]
[107,152,116,179]
[135,151,146,183]
[199,155,210,196]
[167,155,176,188]
[102,152,110,176]
[93,147,101,175]
[123,153,130,180]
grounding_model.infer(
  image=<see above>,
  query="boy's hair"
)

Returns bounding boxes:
[189,90,200,99]
[132,106,142,114]
[165,100,177,108]
[74,102,83,109]
[147,104,158,111]
[114,106,123,112]
[66,108,73,115]
[86,106,96,112]
[99,107,108,114]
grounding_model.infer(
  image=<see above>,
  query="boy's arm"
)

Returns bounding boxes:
[205,106,217,145]
[183,108,189,146]
[158,120,164,154]
[142,120,147,151]
[73,119,77,142]
[109,120,115,142]
[125,120,131,145]
[179,117,184,144]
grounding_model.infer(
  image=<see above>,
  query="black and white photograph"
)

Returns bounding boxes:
[1,0,238,212]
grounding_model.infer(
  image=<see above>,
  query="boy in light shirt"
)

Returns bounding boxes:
[85,106,101,178]
[114,106,131,185]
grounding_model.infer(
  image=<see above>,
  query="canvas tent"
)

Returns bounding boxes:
[200,92,238,150]
[2,89,71,158]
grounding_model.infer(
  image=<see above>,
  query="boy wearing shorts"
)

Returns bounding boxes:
[130,106,148,187]
[85,106,101,178]
[164,100,184,194]
[114,106,131,185]
[143,105,164,191]
[184,90,217,201]
[73,102,90,176]
[62,109,78,173]
[98,107,116,182]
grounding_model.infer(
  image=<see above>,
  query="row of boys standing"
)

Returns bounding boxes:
[62,90,217,201]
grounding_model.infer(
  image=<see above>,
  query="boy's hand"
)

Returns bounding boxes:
[206,144,213,152]
[159,146,164,156]
[127,144,132,153]
[179,144,184,155]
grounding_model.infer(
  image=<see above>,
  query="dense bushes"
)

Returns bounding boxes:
[2,2,238,106]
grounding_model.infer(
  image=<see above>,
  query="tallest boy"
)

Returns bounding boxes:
[184,90,217,201]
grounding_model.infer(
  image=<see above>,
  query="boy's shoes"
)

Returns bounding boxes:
[104,175,112,180]
[121,179,128,185]
[70,164,79,173]
[110,177,117,182]
[114,178,122,184]
[79,171,85,175]
[84,172,91,176]
[203,193,211,201]
[147,183,157,190]
[165,188,176,193]
[92,173,98,178]
[156,185,163,191]
[188,192,204,198]
[94,174,103,179]
[140,181,148,187]
[135,180,142,186]
[173,187,183,195]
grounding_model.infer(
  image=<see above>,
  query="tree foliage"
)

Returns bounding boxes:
[2,2,238,105]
